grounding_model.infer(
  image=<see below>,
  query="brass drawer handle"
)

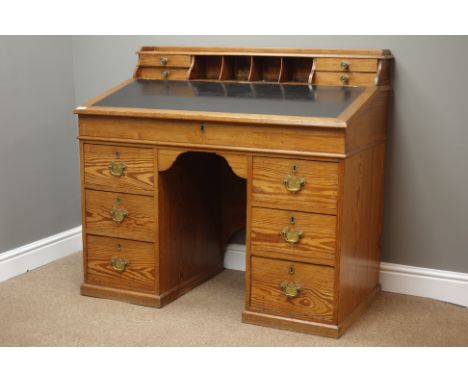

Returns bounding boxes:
[280,281,302,299]
[281,227,303,244]
[340,61,349,71]
[161,70,170,79]
[110,208,128,223]
[108,161,127,177]
[159,56,168,65]
[340,74,349,84]
[111,256,128,272]
[283,175,305,193]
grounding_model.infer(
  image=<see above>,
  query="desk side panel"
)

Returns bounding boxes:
[337,142,386,322]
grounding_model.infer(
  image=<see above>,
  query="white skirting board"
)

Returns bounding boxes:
[0,226,82,282]
[0,229,467,308]
[224,244,468,308]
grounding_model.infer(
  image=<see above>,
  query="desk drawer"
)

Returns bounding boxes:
[86,235,156,293]
[251,207,336,267]
[85,189,156,242]
[83,144,154,194]
[315,58,378,73]
[139,54,192,68]
[138,67,188,80]
[314,71,376,86]
[252,157,339,215]
[250,256,335,323]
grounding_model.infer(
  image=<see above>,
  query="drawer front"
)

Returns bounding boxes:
[250,256,335,322]
[252,157,339,215]
[251,207,336,266]
[139,54,192,68]
[85,189,156,242]
[315,58,378,73]
[314,71,376,86]
[83,144,154,194]
[87,235,156,293]
[138,67,188,80]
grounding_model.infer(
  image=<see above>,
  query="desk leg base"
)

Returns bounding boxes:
[80,283,162,307]
[80,265,225,309]
[242,310,341,338]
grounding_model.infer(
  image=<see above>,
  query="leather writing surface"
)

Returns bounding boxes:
[94,80,363,118]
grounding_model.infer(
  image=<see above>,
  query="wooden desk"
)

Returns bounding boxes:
[74,47,393,338]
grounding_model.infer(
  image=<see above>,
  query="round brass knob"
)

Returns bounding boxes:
[340,74,349,84]
[159,56,168,65]
[340,61,349,71]
[161,70,170,79]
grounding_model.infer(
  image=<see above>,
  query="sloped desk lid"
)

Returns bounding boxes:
[92,80,364,119]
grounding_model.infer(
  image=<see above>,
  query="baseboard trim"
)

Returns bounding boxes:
[0,225,82,282]
[224,244,468,307]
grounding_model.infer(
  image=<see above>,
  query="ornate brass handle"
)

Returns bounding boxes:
[111,256,128,272]
[340,61,349,71]
[283,175,306,193]
[110,208,128,223]
[281,227,303,244]
[159,56,168,65]
[340,74,349,84]
[161,70,169,79]
[280,281,302,299]
[108,161,127,177]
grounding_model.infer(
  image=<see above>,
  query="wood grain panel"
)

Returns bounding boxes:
[251,207,336,266]
[79,117,346,155]
[139,54,192,68]
[85,189,156,242]
[338,144,385,321]
[250,256,335,323]
[313,72,376,86]
[252,157,339,215]
[315,58,378,72]
[84,144,154,194]
[86,235,156,293]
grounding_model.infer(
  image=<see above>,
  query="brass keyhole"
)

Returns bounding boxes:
[114,151,120,159]
[288,265,295,275]
[200,123,205,134]
[115,197,122,205]
[290,216,296,225]
[291,164,298,173]
[117,243,122,251]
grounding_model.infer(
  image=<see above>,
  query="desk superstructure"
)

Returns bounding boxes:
[74,47,393,338]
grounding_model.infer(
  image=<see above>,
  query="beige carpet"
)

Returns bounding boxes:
[0,253,467,346]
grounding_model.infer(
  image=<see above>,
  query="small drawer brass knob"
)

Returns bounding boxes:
[283,175,306,193]
[108,161,127,177]
[281,227,303,244]
[280,281,302,299]
[340,61,349,71]
[159,56,168,65]
[110,208,128,224]
[111,256,128,272]
[340,74,349,84]
[161,70,170,79]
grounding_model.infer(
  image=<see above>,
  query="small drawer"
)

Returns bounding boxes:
[251,207,336,266]
[315,58,378,73]
[252,157,339,215]
[138,67,189,80]
[250,256,335,323]
[139,54,192,68]
[85,189,156,242]
[83,144,154,195]
[86,235,156,293]
[314,71,376,86]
